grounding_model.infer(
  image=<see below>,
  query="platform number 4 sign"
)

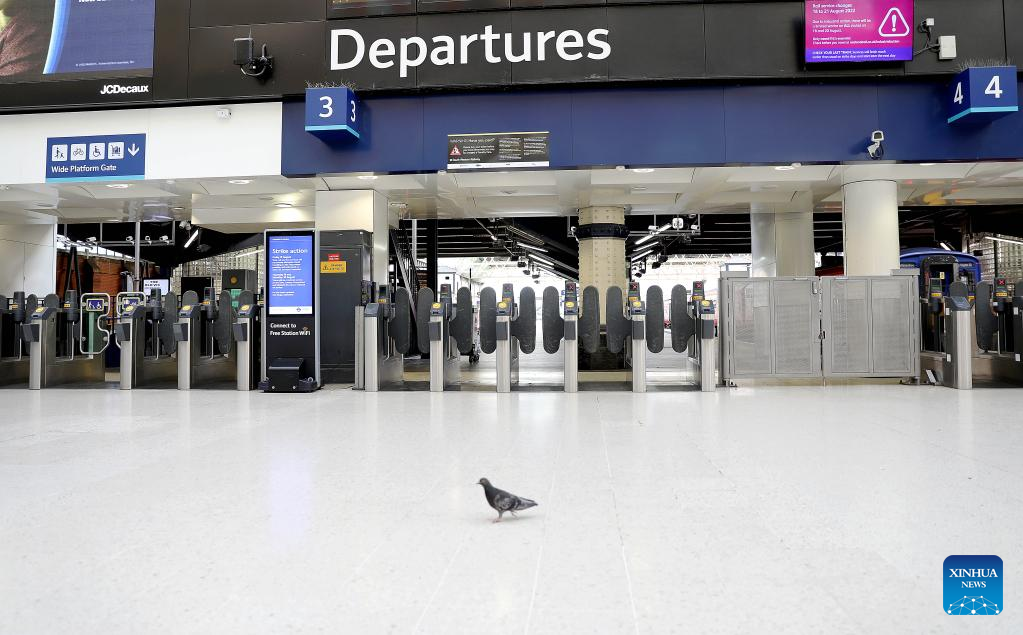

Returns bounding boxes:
[304,87,362,140]
[948,66,1019,124]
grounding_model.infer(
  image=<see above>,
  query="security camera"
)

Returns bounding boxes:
[867,130,885,160]
[234,37,273,78]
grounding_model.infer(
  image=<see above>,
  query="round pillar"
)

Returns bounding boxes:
[577,206,627,324]
[842,179,899,276]
[750,206,778,278]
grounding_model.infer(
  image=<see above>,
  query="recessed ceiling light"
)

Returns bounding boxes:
[34,202,55,208]
[357,175,379,181]
[274,202,293,208]
[632,168,656,174]
[632,186,648,191]
[228,179,253,185]
[171,206,184,211]
[105,183,132,189]
[919,163,936,167]
[774,165,796,171]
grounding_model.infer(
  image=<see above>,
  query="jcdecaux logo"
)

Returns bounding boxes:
[944,555,1002,615]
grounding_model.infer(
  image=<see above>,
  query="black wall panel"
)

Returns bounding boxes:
[509,9,610,84]
[153,0,191,101]
[705,2,803,78]
[607,5,705,80]
[328,0,416,19]
[418,0,511,13]
[1006,1,1023,64]
[417,13,514,87]
[188,22,326,99]
[190,0,325,27]
[906,0,1007,75]
[514,0,604,7]
[324,17,418,90]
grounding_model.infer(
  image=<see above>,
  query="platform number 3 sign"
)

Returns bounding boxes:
[948,66,1019,124]
[304,87,363,140]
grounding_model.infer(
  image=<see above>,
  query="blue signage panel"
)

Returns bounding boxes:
[304,87,362,141]
[46,134,146,182]
[267,233,314,315]
[948,66,1019,124]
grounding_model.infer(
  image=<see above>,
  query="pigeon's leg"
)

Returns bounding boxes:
[493,511,504,523]
[510,511,518,518]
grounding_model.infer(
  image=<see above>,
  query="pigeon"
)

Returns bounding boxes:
[477,478,537,523]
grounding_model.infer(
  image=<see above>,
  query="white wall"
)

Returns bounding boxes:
[0,225,56,296]
[0,102,283,184]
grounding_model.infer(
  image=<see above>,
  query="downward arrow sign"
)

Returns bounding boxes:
[127,144,140,157]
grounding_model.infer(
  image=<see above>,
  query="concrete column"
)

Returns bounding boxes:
[749,207,778,278]
[0,224,57,296]
[314,190,396,283]
[750,193,815,278]
[775,211,816,277]
[842,178,900,276]
[577,206,626,323]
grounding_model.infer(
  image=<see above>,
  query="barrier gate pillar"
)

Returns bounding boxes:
[564,285,579,393]
[630,297,647,393]
[696,299,716,392]
[496,296,515,393]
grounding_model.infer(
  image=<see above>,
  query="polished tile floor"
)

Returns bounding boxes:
[1,383,1021,634]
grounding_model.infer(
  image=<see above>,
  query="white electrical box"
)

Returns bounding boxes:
[939,36,957,60]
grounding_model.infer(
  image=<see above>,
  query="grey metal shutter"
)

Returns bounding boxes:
[870,277,916,375]
[825,278,870,374]
[772,279,820,376]
[730,279,773,376]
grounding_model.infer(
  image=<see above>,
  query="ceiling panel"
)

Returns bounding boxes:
[590,167,695,186]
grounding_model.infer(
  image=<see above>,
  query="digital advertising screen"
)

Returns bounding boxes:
[805,0,914,63]
[0,0,156,83]
[142,278,170,295]
[267,233,314,316]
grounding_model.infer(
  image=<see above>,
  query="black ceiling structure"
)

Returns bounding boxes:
[57,206,1023,276]
[61,222,260,269]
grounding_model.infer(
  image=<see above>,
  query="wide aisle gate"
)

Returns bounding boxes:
[723,277,821,379]
[821,276,919,378]
[722,274,919,381]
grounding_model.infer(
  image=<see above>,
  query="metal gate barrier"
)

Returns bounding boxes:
[720,272,919,382]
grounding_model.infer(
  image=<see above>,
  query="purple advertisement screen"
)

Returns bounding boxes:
[805,1,914,63]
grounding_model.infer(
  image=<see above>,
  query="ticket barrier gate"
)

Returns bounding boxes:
[607,283,648,393]
[115,290,179,390]
[537,282,714,392]
[174,290,237,390]
[479,284,535,393]
[693,298,717,392]
[541,283,581,392]
[919,282,973,389]
[232,294,261,391]
[359,285,412,392]
[25,292,110,389]
[921,278,948,355]
[0,292,37,386]
[415,284,473,392]
[974,278,1023,384]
